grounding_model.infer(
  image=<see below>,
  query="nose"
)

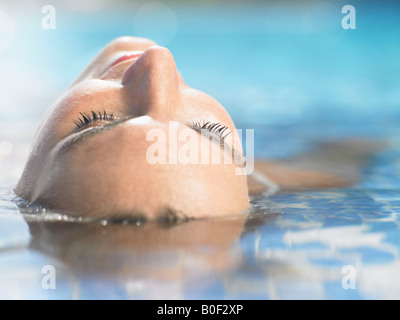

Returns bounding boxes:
[121,46,181,118]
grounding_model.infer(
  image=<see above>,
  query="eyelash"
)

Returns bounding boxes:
[73,110,231,140]
[191,120,231,141]
[74,110,118,130]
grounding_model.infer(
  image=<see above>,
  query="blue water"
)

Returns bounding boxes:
[1,0,400,299]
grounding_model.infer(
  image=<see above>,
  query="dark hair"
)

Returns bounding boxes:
[15,194,190,227]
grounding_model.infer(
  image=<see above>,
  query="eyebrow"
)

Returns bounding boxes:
[58,116,246,167]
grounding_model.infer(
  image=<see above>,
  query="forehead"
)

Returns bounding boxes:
[49,119,246,217]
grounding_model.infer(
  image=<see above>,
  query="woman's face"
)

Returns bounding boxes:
[16,36,249,219]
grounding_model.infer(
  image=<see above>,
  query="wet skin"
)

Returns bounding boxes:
[15,36,249,219]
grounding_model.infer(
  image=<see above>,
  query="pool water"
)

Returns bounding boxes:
[1,0,400,299]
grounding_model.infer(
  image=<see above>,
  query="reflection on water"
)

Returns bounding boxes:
[0,196,269,299]
[1,173,400,299]
[27,214,248,278]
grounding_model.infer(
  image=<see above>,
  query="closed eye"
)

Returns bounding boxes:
[74,110,119,132]
[63,113,245,167]
[191,120,231,142]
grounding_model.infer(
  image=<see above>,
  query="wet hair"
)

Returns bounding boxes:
[98,207,191,227]
[14,194,190,227]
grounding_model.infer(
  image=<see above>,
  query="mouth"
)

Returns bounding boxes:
[100,51,143,79]
[110,52,143,68]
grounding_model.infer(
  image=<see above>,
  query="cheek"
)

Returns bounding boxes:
[182,89,234,124]
[42,81,122,140]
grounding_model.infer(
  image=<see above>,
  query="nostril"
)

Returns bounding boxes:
[122,46,177,85]
[121,48,172,86]
[121,45,181,118]
[121,54,146,86]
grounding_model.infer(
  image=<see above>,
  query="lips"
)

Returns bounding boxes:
[110,52,143,68]
[100,52,144,79]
